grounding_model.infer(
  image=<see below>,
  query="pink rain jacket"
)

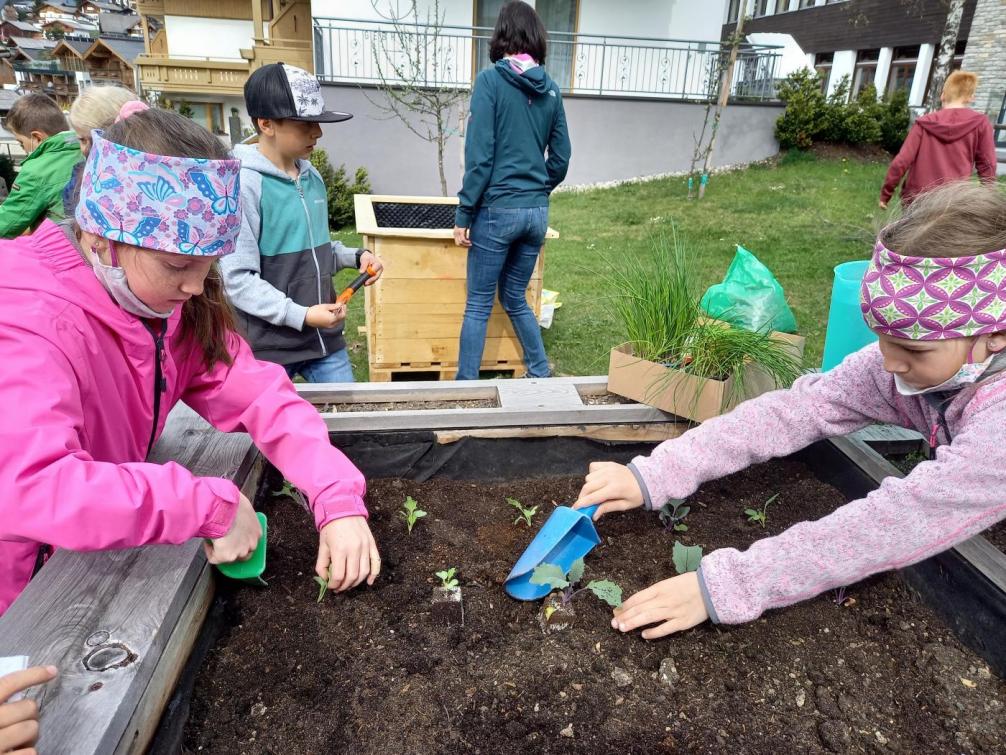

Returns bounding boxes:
[0,221,367,615]
[631,343,1006,624]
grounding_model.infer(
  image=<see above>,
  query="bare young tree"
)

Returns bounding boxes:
[925,0,966,113]
[367,0,470,196]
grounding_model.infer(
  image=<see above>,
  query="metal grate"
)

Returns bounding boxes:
[373,202,456,229]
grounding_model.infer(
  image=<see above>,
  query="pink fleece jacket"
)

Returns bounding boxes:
[630,343,1006,625]
[0,221,367,616]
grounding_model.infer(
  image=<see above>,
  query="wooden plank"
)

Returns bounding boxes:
[295,383,500,403]
[0,404,260,755]
[367,279,536,305]
[374,310,519,340]
[433,422,687,444]
[367,238,543,280]
[372,336,523,365]
[320,402,672,432]
[496,380,584,410]
[848,424,926,455]
[368,363,525,383]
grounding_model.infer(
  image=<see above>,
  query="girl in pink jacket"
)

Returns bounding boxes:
[574,181,1006,637]
[0,106,380,616]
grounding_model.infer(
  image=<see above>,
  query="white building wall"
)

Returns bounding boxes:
[828,49,855,97]
[164,16,252,60]
[577,0,725,42]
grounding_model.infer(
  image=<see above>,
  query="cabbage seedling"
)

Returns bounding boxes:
[436,567,459,590]
[400,496,427,534]
[507,497,538,527]
[745,493,778,528]
[530,557,622,611]
[672,541,703,574]
[659,499,690,532]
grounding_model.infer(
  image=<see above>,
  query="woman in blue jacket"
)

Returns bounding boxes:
[453,0,571,379]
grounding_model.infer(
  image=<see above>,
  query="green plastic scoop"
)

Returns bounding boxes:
[215,512,268,586]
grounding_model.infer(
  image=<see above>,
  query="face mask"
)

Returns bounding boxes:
[90,244,174,320]
[894,352,995,396]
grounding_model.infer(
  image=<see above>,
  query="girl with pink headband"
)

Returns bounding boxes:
[571,181,1006,637]
[0,106,380,617]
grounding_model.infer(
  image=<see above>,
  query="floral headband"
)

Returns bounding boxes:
[860,239,1006,340]
[74,130,241,256]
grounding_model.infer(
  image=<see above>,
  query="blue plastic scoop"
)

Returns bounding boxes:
[504,504,601,601]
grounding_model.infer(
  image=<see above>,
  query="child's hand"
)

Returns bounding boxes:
[316,515,381,593]
[204,493,261,564]
[359,251,384,285]
[453,226,471,247]
[305,303,347,329]
[611,572,708,639]
[0,664,58,753]
[571,461,644,520]
[878,199,888,209]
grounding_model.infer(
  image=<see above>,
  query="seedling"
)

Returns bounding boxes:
[436,567,459,590]
[658,499,690,532]
[313,569,329,603]
[745,493,779,528]
[507,497,538,527]
[530,557,623,613]
[400,496,427,534]
[273,479,307,508]
[672,541,703,574]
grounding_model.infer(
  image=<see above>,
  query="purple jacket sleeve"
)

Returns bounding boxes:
[0,325,242,551]
[631,345,902,508]
[701,405,1006,623]
[181,332,368,530]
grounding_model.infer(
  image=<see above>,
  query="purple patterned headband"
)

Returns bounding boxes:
[75,130,241,256]
[860,240,1006,340]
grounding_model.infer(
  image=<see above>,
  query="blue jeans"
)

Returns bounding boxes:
[284,348,355,383]
[457,206,550,380]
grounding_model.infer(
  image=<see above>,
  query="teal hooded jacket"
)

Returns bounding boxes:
[455,59,571,228]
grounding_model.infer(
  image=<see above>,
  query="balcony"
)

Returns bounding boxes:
[135,0,164,15]
[135,55,248,95]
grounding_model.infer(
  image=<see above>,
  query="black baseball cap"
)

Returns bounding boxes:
[244,63,352,123]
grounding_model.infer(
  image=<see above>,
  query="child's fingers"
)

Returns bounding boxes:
[368,540,381,585]
[640,618,692,640]
[617,582,661,612]
[0,699,38,728]
[611,602,669,633]
[571,480,607,509]
[327,552,347,591]
[0,667,57,704]
[0,720,39,752]
[315,541,331,583]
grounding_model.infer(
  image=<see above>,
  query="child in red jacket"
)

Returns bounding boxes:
[880,71,997,208]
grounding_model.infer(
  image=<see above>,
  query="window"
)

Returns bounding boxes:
[775,0,790,12]
[886,45,919,97]
[754,0,770,16]
[727,0,741,23]
[851,48,879,97]
[922,40,967,103]
[814,51,833,93]
[185,102,225,135]
[799,0,815,8]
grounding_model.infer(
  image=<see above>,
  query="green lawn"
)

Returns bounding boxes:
[334,152,890,379]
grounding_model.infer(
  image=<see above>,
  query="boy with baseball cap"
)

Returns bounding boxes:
[220,62,382,381]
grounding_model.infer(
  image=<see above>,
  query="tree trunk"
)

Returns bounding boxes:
[436,117,448,197]
[698,12,746,198]
[925,0,966,113]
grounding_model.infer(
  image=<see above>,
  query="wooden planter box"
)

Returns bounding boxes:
[607,332,806,422]
[354,194,558,381]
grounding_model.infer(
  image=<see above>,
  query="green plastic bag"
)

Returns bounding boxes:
[700,246,798,334]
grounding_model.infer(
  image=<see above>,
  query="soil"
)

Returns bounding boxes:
[580,392,633,406]
[985,521,1006,553]
[323,399,499,413]
[184,460,1006,754]
[807,143,892,163]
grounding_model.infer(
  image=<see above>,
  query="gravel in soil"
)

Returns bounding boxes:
[184,460,1006,754]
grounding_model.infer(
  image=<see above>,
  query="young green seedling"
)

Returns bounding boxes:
[313,569,329,603]
[745,493,779,528]
[273,479,308,508]
[530,557,623,619]
[400,496,427,534]
[507,497,538,528]
[658,499,690,532]
[436,567,459,590]
[672,541,703,574]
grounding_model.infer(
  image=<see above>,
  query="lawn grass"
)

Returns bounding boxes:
[334,151,890,379]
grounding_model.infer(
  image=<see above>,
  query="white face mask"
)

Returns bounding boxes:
[894,353,995,396]
[90,247,174,320]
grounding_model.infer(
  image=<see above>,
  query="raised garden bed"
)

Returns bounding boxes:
[181,459,1006,753]
[1,379,1004,754]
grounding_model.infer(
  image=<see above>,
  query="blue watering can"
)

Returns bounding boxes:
[504,504,601,601]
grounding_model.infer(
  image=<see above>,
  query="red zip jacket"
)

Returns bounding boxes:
[880,108,997,205]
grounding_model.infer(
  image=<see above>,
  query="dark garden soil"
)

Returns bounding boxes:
[984,521,1006,552]
[184,460,1006,754]
[808,143,892,163]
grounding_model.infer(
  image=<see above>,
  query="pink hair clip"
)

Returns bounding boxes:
[115,100,150,123]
